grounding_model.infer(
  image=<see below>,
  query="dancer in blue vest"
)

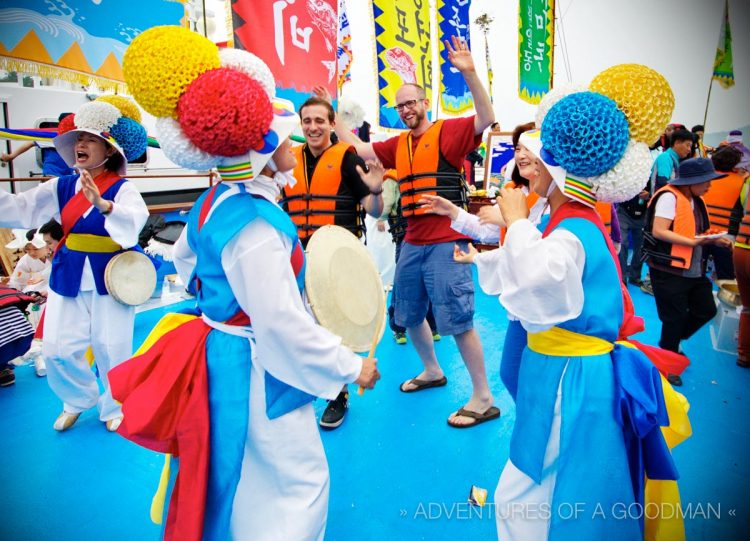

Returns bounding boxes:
[108,26,380,541]
[456,70,689,540]
[0,98,148,432]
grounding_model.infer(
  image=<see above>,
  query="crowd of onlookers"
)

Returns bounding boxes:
[617,124,750,377]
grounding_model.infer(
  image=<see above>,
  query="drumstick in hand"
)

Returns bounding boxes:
[359,290,386,395]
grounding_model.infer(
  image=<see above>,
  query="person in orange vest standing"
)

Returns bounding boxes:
[643,158,733,385]
[281,94,385,430]
[334,36,498,428]
[703,145,746,279]
[727,150,750,367]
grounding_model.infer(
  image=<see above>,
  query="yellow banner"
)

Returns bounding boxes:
[373,0,433,129]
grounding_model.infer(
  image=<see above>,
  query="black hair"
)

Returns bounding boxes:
[691,124,704,133]
[105,147,126,173]
[58,112,73,122]
[39,219,64,241]
[670,128,694,146]
[25,228,37,241]
[711,145,742,172]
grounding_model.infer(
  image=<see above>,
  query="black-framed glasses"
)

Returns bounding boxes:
[395,99,422,112]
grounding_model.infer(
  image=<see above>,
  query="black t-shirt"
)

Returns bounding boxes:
[295,144,371,240]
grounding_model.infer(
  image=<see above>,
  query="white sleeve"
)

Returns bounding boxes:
[654,192,677,221]
[477,218,586,333]
[104,181,150,248]
[172,228,196,286]
[451,207,502,243]
[222,219,363,399]
[0,178,60,228]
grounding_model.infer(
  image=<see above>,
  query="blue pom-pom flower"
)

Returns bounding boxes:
[541,91,629,178]
[110,117,148,161]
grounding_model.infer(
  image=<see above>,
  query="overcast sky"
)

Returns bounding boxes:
[340,0,749,142]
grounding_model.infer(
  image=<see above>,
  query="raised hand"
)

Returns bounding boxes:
[312,84,333,104]
[356,159,385,193]
[496,186,529,227]
[445,35,476,74]
[419,194,459,219]
[80,169,110,213]
[477,204,503,226]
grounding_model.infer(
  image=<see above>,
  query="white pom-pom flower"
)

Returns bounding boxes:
[75,101,121,133]
[591,140,653,203]
[157,117,220,170]
[535,83,588,129]
[338,97,365,128]
[219,48,275,99]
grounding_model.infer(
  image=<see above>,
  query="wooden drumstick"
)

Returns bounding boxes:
[358,290,386,395]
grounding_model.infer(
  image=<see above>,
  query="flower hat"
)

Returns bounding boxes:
[122,26,299,181]
[528,64,674,207]
[54,95,148,177]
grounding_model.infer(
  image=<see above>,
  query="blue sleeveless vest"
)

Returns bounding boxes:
[186,183,313,419]
[50,174,129,297]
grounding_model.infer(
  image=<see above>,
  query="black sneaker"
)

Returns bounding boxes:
[0,367,15,387]
[628,277,643,286]
[319,391,349,430]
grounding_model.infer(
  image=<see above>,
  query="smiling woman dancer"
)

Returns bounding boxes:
[455,66,690,540]
[0,98,148,432]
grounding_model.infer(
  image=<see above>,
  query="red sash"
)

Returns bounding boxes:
[57,170,122,254]
[543,201,689,376]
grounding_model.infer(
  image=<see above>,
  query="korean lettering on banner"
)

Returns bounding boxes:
[438,0,474,114]
[374,0,432,129]
[232,0,337,109]
[518,0,554,104]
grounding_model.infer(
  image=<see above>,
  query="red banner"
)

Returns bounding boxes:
[232,0,338,107]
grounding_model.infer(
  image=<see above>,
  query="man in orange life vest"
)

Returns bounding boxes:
[281,95,384,430]
[334,36,498,427]
[643,158,732,385]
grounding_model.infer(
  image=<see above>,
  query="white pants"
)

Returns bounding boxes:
[42,289,134,421]
[495,384,562,540]
[365,215,395,288]
[230,359,329,541]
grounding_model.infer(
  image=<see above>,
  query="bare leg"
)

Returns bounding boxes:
[448,328,494,426]
[400,319,444,390]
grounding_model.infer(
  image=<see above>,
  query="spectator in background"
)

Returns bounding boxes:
[728,149,750,368]
[652,128,695,191]
[691,124,713,158]
[704,145,744,279]
[38,219,64,252]
[1,113,74,178]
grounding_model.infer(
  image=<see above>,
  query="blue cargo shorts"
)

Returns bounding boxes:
[393,240,474,336]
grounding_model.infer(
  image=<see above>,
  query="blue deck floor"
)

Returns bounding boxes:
[1,276,748,540]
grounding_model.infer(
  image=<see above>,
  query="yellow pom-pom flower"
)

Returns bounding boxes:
[123,26,220,118]
[96,95,142,123]
[590,64,674,145]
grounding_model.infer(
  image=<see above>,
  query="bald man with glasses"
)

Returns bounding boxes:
[334,36,497,428]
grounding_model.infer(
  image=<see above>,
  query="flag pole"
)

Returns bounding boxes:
[702,77,713,130]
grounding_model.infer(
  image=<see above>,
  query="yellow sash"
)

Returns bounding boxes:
[65,233,122,253]
[527,326,615,356]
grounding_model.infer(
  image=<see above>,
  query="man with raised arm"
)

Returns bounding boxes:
[334,36,497,427]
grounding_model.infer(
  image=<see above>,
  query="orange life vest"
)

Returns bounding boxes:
[645,184,708,270]
[282,143,361,241]
[595,201,613,234]
[395,120,467,217]
[702,171,744,231]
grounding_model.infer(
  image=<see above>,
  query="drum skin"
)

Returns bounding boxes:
[305,225,385,353]
[104,251,157,306]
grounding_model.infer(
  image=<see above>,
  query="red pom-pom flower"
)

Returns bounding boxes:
[176,68,273,157]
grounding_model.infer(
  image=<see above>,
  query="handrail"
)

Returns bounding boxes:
[2,173,211,182]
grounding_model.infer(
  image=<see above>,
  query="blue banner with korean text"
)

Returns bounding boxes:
[437,0,473,114]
